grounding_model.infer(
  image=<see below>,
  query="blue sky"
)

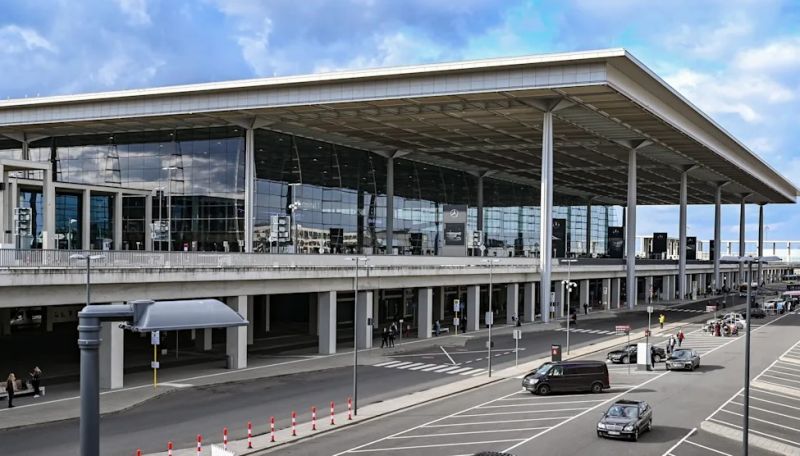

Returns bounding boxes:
[0,0,798,242]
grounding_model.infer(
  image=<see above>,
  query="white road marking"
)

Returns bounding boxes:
[480,399,605,409]
[729,401,800,420]
[454,407,587,418]
[661,427,696,456]
[719,408,800,432]
[709,418,800,447]
[683,438,732,455]
[425,417,572,427]
[346,439,524,453]
[441,346,457,365]
[430,366,462,373]
[396,362,425,370]
[374,361,403,367]
[407,363,438,371]
[388,427,549,439]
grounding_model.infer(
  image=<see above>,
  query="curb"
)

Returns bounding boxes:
[700,420,800,456]
[752,379,800,399]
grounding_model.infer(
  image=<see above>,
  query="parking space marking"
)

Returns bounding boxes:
[388,427,549,439]
[346,438,525,453]
[729,400,800,421]
[683,439,732,455]
[708,418,800,447]
[662,427,696,456]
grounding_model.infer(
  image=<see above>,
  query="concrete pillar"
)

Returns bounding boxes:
[373,292,380,328]
[247,296,254,345]
[0,165,6,243]
[758,204,765,284]
[556,281,566,317]
[601,278,611,310]
[645,276,654,304]
[626,147,637,310]
[82,189,91,250]
[678,170,688,300]
[99,320,124,389]
[195,328,212,351]
[385,156,394,254]
[357,291,374,348]
[477,175,484,235]
[611,278,621,309]
[308,295,318,336]
[539,109,554,323]
[669,275,677,300]
[467,285,480,331]
[586,201,592,255]
[436,286,445,322]
[417,288,432,339]
[45,306,55,332]
[0,308,10,336]
[42,168,56,249]
[264,295,271,333]
[244,128,255,253]
[144,194,153,251]
[226,296,248,369]
[523,282,535,322]
[506,283,519,324]
[739,197,746,284]
[713,184,722,291]
[113,192,123,250]
[318,291,337,354]
[579,280,590,310]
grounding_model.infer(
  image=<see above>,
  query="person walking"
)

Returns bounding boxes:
[583,303,588,315]
[570,309,577,328]
[434,320,440,337]
[380,328,389,348]
[650,345,657,369]
[29,367,42,398]
[388,325,396,348]
[658,313,666,330]
[677,329,685,347]
[5,373,15,408]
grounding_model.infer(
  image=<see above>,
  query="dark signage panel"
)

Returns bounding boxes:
[608,226,624,258]
[687,236,697,260]
[653,232,668,255]
[709,239,715,261]
[552,218,566,258]
[444,223,465,246]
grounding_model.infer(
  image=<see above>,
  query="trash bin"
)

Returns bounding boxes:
[551,344,562,362]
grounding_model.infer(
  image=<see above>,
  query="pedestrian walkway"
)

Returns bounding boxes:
[373,360,487,377]
[555,327,617,336]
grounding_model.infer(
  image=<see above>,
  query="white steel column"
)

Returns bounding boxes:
[318,291,337,354]
[247,296,254,345]
[467,285,480,331]
[113,192,123,250]
[226,296,248,369]
[626,147,637,309]
[611,278,621,309]
[739,197,746,285]
[713,184,722,292]
[645,276,654,303]
[144,194,153,251]
[539,109,554,322]
[678,170,688,300]
[264,295,271,333]
[579,279,590,310]
[477,175,484,235]
[523,282,535,322]
[556,281,566,317]
[586,200,592,255]
[99,319,125,389]
[244,128,255,253]
[417,288,432,339]
[82,189,91,250]
[506,283,519,324]
[42,166,56,249]
[385,156,394,254]
[758,205,765,285]
[357,291,374,348]
[601,278,611,310]
[0,165,5,242]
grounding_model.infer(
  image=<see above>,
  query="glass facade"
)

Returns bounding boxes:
[1,127,619,255]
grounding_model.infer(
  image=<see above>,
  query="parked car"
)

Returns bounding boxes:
[597,399,653,441]
[522,361,609,395]
[665,348,700,371]
[607,344,666,364]
[750,307,766,319]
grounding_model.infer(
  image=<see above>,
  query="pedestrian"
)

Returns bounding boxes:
[583,303,588,315]
[714,322,721,337]
[516,315,522,327]
[658,313,666,330]
[650,346,656,369]
[5,373,15,408]
[434,320,440,337]
[381,328,389,348]
[677,329,685,347]
[29,367,42,398]
[388,327,396,347]
[570,309,577,328]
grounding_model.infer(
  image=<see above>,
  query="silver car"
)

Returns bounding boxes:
[665,348,700,371]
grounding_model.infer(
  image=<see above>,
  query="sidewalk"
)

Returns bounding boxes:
[0,294,736,432]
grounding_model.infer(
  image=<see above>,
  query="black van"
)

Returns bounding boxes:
[522,360,610,395]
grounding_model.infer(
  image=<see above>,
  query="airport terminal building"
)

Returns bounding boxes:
[0,49,796,388]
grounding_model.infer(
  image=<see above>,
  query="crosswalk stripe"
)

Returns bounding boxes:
[459,368,485,376]
[449,367,475,375]
[421,364,450,371]
[389,362,414,369]
[397,362,425,369]
[375,360,403,367]
[408,363,438,371]
[431,366,463,373]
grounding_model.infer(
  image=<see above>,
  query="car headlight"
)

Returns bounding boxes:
[623,425,634,431]
[597,423,606,429]
[530,378,538,384]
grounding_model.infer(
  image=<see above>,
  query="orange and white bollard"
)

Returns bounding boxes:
[168,441,173,456]
[223,427,228,451]
[291,411,297,436]
[330,401,336,425]
[196,435,202,455]
[247,421,253,449]
[312,406,317,431]
[348,397,353,421]
[136,449,141,456]
[270,416,276,442]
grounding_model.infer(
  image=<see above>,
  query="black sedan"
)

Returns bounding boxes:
[607,344,666,364]
[666,348,700,371]
[597,399,653,441]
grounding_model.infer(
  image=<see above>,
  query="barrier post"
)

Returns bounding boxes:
[312,406,317,431]
[270,416,276,442]
[348,397,353,421]
[168,441,173,456]
[292,411,297,436]
[196,435,202,455]
[137,449,141,456]
[223,427,228,451]
[247,421,253,449]
[330,401,336,425]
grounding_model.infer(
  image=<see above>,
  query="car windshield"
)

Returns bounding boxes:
[606,405,638,418]
[670,350,691,359]
[625,345,637,352]
[534,363,552,376]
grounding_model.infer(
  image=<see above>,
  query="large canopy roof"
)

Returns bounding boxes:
[0,48,796,205]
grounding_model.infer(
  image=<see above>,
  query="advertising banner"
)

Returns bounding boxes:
[608,226,624,258]
[552,218,567,258]
[653,232,668,257]
[687,236,697,260]
[443,204,467,257]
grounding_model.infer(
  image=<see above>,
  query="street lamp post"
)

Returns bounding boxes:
[482,258,500,377]
[561,259,578,354]
[346,256,368,416]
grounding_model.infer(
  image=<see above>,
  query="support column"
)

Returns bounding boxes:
[626,147,638,309]
[601,278,611,310]
[45,306,55,332]
[579,279,590,310]
[523,282,535,322]
[357,291,374,348]
[99,320,124,389]
[226,296,248,369]
[678,170,688,301]
[556,281,566,317]
[586,200,592,255]
[318,291,337,354]
[437,286,445,322]
[308,295,318,336]
[645,276,654,304]
[611,278,621,309]
[42,167,56,249]
[739,197,746,285]
[82,189,91,250]
[539,109,554,322]
[144,194,153,251]
[0,165,6,243]
[264,295,271,333]
[467,285,480,331]
[477,175,484,235]
[247,296,254,345]
[0,308,10,336]
[195,328,212,351]
[244,128,255,253]
[385,156,394,254]
[758,204,765,285]
[113,192,123,250]
[713,184,722,292]
[506,283,519,324]
[417,288,432,339]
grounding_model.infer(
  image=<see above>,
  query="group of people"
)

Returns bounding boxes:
[665,329,685,355]
[380,323,399,348]
[5,367,42,408]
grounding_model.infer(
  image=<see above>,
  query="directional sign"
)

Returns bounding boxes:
[647,306,654,314]
[151,330,160,346]
[485,311,494,326]
[453,317,460,326]
[512,329,522,340]
[615,325,631,335]
[453,299,460,312]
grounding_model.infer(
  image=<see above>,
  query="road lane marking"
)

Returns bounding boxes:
[396,362,426,370]
[661,427,696,456]
[388,427,550,439]
[407,363,438,371]
[426,417,572,427]
[709,418,800,447]
[430,366,462,373]
[441,346,457,365]
[347,439,525,453]
[374,361,403,367]
[457,369,484,376]
[729,401,800,420]
[448,367,476,375]
[454,407,587,418]
[719,408,800,432]
[683,438,732,455]
[480,399,605,408]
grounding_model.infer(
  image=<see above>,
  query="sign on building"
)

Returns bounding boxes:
[442,204,467,257]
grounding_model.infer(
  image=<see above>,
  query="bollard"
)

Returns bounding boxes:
[196,435,202,455]
[247,421,253,449]
[292,411,297,436]
[223,427,228,451]
[270,416,276,443]
[312,406,317,431]
[168,441,173,456]
[137,449,141,456]
[330,401,336,425]
[348,397,353,421]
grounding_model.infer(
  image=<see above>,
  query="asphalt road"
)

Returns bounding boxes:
[0,295,748,455]
[267,309,799,456]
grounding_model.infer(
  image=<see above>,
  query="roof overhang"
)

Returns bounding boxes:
[0,48,796,205]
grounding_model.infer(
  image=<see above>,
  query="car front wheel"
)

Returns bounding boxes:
[590,382,603,394]
[653,354,662,363]
[537,384,551,395]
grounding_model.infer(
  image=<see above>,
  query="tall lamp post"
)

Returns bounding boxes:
[561,259,578,354]
[346,256,368,416]
[482,258,500,377]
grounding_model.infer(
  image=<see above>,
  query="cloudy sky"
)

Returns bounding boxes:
[1,0,798,242]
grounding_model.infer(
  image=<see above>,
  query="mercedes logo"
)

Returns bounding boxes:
[450,208,459,217]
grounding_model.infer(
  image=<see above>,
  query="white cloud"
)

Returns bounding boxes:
[664,17,753,59]
[115,0,152,25]
[236,17,273,75]
[735,37,800,73]
[0,25,57,53]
